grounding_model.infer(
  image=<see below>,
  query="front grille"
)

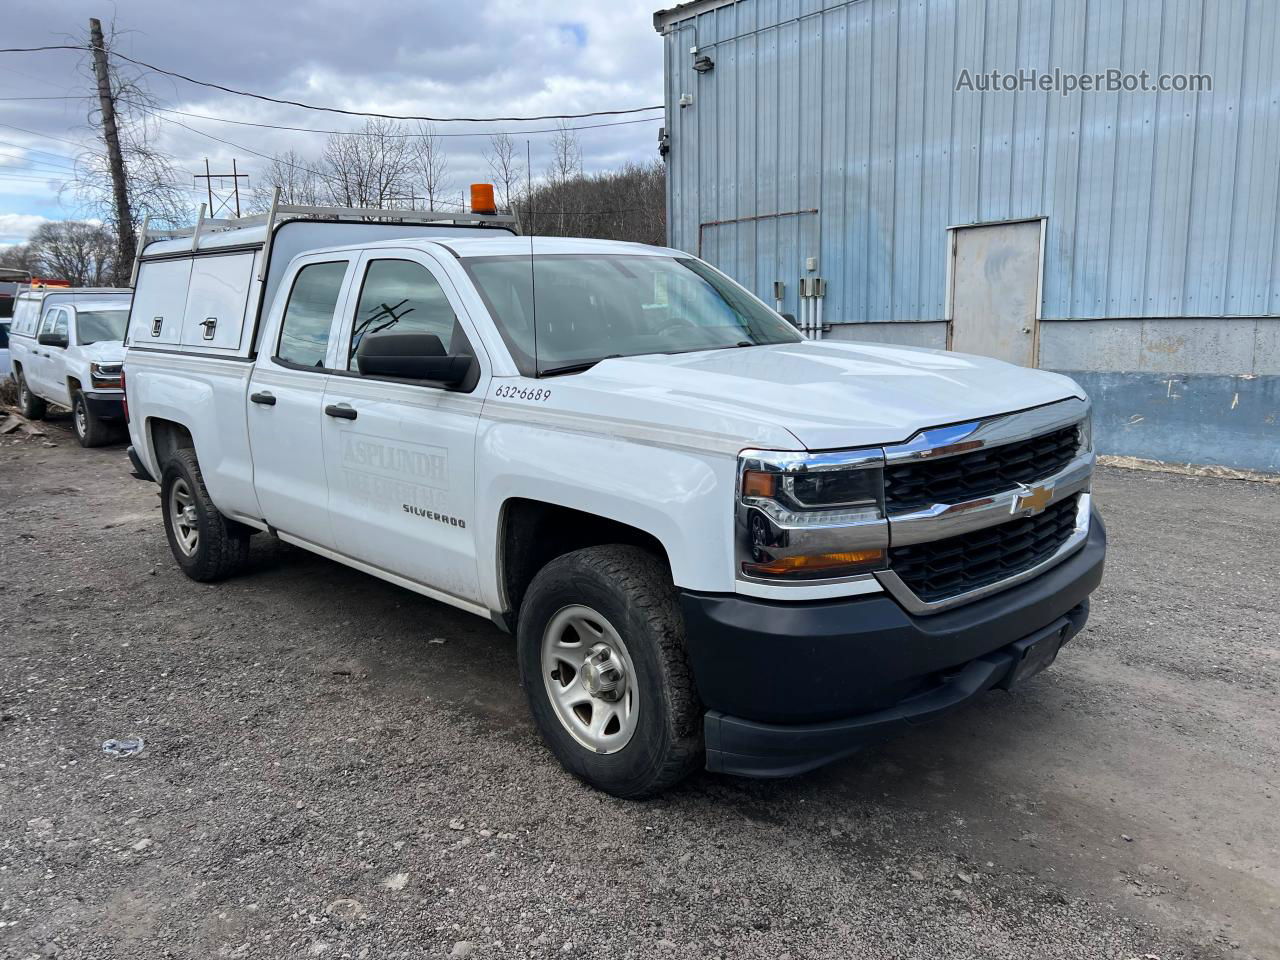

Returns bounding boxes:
[888,494,1080,604]
[884,425,1080,514]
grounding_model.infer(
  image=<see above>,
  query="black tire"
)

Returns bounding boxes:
[17,371,46,420]
[160,448,250,582]
[71,390,111,448]
[517,545,702,799]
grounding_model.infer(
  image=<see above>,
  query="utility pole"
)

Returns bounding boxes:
[89,18,135,275]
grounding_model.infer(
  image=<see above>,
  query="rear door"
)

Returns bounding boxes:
[32,308,69,401]
[247,255,356,549]
[321,249,486,604]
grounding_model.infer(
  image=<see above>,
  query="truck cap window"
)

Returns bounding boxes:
[463,254,801,378]
[348,259,473,369]
[277,261,349,368]
[76,309,129,345]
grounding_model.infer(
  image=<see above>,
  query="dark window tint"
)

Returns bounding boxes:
[0,322,9,348]
[278,261,348,368]
[76,309,129,344]
[347,259,468,368]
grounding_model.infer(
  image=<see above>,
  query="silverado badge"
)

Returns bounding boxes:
[1013,482,1054,515]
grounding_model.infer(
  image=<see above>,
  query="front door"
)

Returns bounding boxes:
[949,220,1043,366]
[321,250,486,605]
[247,255,356,549]
[32,307,69,400]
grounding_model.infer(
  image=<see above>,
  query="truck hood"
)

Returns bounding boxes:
[556,341,1084,452]
[80,340,125,363]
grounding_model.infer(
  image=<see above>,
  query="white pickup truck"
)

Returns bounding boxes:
[123,202,1105,797]
[10,288,133,446]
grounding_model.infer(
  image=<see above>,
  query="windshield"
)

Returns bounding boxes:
[76,309,129,345]
[464,254,800,377]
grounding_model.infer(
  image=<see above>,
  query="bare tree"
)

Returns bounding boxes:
[518,160,665,245]
[484,132,523,221]
[546,121,583,185]
[68,17,186,282]
[415,122,451,211]
[321,118,421,208]
[251,151,323,210]
[18,221,116,286]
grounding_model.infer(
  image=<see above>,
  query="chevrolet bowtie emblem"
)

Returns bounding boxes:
[1013,483,1053,515]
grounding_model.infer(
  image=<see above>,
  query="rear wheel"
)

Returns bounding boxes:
[71,390,111,447]
[17,372,46,420]
[517,545,702,799]
[161,448,250,581]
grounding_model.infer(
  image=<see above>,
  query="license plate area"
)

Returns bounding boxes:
[998,618,1069,689]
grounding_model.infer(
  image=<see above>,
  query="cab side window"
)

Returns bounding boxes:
[39,309,67,340]
[347,259,472,370]
[277,261,349,369]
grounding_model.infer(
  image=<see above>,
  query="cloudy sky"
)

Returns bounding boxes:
[0,0,667,245]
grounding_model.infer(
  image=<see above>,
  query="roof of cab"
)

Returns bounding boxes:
[68,299,132,312]
[347,235,686,259]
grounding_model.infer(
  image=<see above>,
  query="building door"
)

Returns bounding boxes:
[949,220,1043,366]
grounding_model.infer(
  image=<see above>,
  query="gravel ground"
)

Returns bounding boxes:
[1,414,1276,960]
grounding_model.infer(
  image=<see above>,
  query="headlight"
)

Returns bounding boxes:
[736,449,888,581]
[90,362,123,388]
[1077,410,1093,454]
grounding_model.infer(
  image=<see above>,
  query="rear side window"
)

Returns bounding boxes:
[346,259,468,369]
[0,322,9,348]
[277,261,348,368]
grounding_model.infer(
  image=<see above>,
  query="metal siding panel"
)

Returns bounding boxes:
[1039,0,1088,318]
[950,0,985,226]
[869,0,899,319]
[1010,0,1051,219]
[979,0,1019,221]
[846,0,876,323]
[1183,0,1246,316]
[1108,0,1164,315]
[1071,0,1124,317]
[1229,0,1280,316]
[820,5,850,322]
[1143,0,1203,317]
[892,0,926,320]
[920,0,957,321]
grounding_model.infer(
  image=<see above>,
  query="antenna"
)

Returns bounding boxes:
[527,138,539,378]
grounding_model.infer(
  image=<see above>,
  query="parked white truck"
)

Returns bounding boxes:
[10,287,133,446]
[123,202,1105,797]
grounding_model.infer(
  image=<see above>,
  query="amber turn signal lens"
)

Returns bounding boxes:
[470,183,497,215]
[743,548,884,578]
[741,470,777,498]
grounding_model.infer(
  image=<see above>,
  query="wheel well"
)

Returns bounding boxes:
[67,376,81,394]
[499,499,669,629]
[149,418,195,468]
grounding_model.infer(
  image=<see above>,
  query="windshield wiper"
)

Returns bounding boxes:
[538,355,621,378]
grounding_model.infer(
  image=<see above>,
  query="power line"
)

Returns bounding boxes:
[128,103,664,139]
[0,95,86,102]
[0,121,93,151]
[0,44,664,123]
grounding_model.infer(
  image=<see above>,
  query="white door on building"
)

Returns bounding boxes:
[948,220,1043,367]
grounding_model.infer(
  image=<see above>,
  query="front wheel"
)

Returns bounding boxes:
[517,545,703,799]
[17,372,46,420]
[72,390,111,447]
[160,448,250,582]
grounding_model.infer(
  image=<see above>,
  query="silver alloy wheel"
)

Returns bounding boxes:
[541,604,639,754]
[74,398,87,437]
[18,379,29,406]
[168,478,200,556]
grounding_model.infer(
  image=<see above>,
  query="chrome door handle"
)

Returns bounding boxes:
[250,391,277,405]
[325,403,357,420]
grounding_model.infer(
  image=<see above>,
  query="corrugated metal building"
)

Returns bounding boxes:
[654,0,1280,471]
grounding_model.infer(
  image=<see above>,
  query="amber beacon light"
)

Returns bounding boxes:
[470,183,497,215]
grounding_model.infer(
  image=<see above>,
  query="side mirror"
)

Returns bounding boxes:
[781,312,798,329]
[356,331,472,386]
[38,331,68,349]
